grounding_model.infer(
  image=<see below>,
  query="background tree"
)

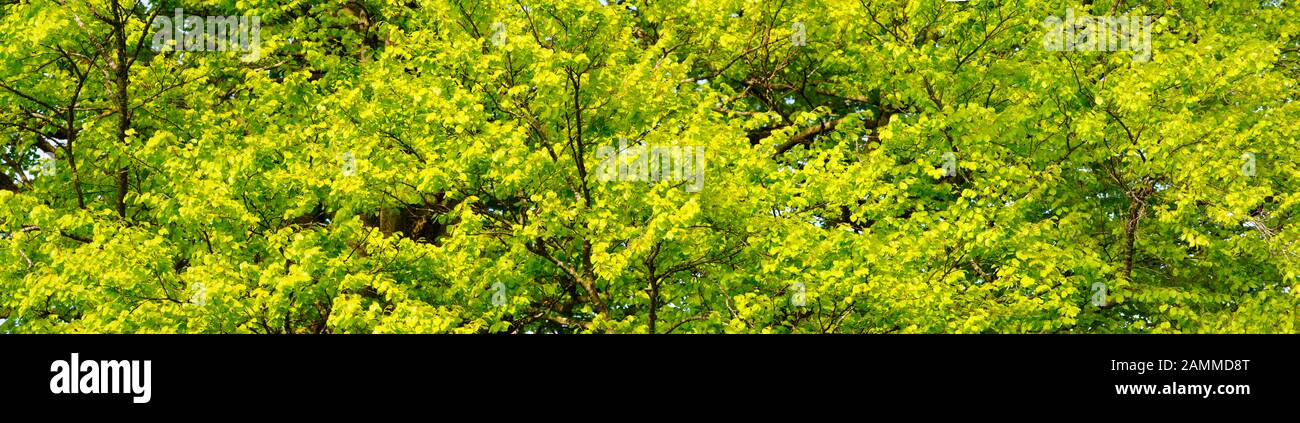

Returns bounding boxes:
[1,0,1297,333]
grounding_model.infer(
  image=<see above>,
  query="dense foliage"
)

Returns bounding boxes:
[1,0,1298,333]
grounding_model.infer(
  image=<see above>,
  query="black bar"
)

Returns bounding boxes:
[0,335,1290,411]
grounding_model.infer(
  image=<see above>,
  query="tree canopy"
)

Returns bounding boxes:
[1,0,1298,333]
